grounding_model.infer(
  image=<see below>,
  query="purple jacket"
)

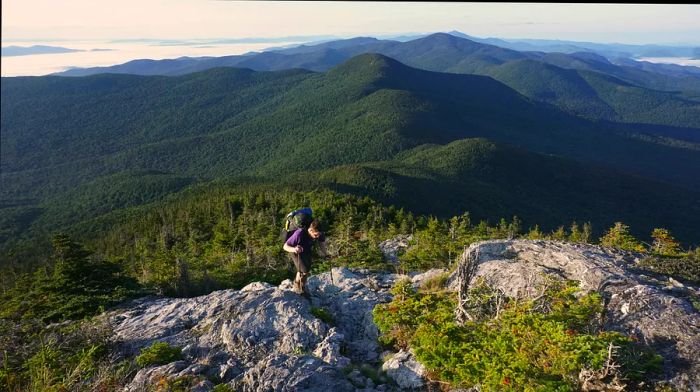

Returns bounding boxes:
[286,228,325,258]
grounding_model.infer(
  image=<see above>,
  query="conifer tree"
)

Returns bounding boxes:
[599,222,645,252]
[650,228,682,257]
[527,225,543,239]
[569,222,581,243]
[581,222,592,244]
[551,226,566,240]
[458,212,471,235]
[475,220,489,237]
[449,216,460,242]
[496,218,509,239]
[508,216,522,239]
[4,234,139,321]
[51,233,92,287]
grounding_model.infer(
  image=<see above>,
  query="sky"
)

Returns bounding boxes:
[3,2,700,76]
[3,1,700,45]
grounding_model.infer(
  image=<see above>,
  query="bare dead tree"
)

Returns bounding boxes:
[493,289,506,319]
[578,342,626,391]
[529,281,553,314]
[456,244,511,323]
[456,245,480,324]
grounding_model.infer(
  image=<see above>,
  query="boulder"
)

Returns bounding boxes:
[455,240,700,391]
[382,350,426,389]
[232,354,355,392]
[110,267,402,391]
[379,235,413,264]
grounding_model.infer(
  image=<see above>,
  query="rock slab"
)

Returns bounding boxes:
[107,240,700,391]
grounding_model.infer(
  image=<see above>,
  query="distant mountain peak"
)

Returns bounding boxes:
[329,53,405,76]
[341,36,379,43]
[421,32,467,42]
[426,32,458,38]
[406,31,497,54]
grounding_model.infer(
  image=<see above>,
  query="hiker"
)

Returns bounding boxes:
[283,219,328,296]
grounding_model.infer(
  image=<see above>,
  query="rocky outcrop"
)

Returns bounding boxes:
[107,268,403,391]
[381,350,426,390]
[456,240,700,391]
[105,240,700,391]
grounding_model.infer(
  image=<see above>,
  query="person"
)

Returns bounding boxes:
[283,219,328,296]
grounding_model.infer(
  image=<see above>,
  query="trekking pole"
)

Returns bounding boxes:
[329,257,334,286]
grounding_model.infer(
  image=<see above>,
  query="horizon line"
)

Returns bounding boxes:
[3,31,700,48]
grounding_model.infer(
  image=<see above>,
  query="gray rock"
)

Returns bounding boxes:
[410,268,449,289]
[209,362,242,383]
[125,360,188,391]
[345,369,378,390]
[107,267,401,391]
[462,240,635,296]
[177,362,208,377]
[232,354,356,392]
[379,235,413,264]
[312,327,351,368]
[307,268,394,362]
[109,290,242,356]
[216,288,327,364]
[382,350,426,389]
[241,281,275,292]
[456,240,700,391]
[190,380,215,392]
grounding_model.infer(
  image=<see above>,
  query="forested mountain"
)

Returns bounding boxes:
[311,138,700,241]
[54,33,700,129]
[539,51,700,92]
[5,54,700,198]
[3,35,700,392]
[3,53,700,262]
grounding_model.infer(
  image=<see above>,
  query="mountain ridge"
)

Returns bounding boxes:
[3,53,700,259]
[51,33,700,129]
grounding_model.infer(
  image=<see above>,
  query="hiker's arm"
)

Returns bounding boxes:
[284,230,303,254]
[283,243,302,254]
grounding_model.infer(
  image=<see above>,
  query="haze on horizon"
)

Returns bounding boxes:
[3,1,700,46]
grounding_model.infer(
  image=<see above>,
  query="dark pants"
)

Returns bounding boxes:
[292,253,312,274]
[291,254,311,295]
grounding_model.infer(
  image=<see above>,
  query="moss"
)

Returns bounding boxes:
[310,307,334,324]
[135,342,182,368]
[342,363,391,387]
[148,374,205,392]
[419,271,451,293]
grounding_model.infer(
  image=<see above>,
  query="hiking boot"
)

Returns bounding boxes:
[293,271,312,298]
[293,282,304,295]
[293,273,304,294]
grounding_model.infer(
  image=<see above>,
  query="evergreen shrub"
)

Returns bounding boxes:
[373,279,662,390]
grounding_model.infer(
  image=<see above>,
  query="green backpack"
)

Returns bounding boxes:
[282,207,313,241]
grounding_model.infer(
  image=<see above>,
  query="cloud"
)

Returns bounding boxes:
[2,45,83,56]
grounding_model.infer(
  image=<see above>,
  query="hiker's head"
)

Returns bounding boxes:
[308,220,321,239]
